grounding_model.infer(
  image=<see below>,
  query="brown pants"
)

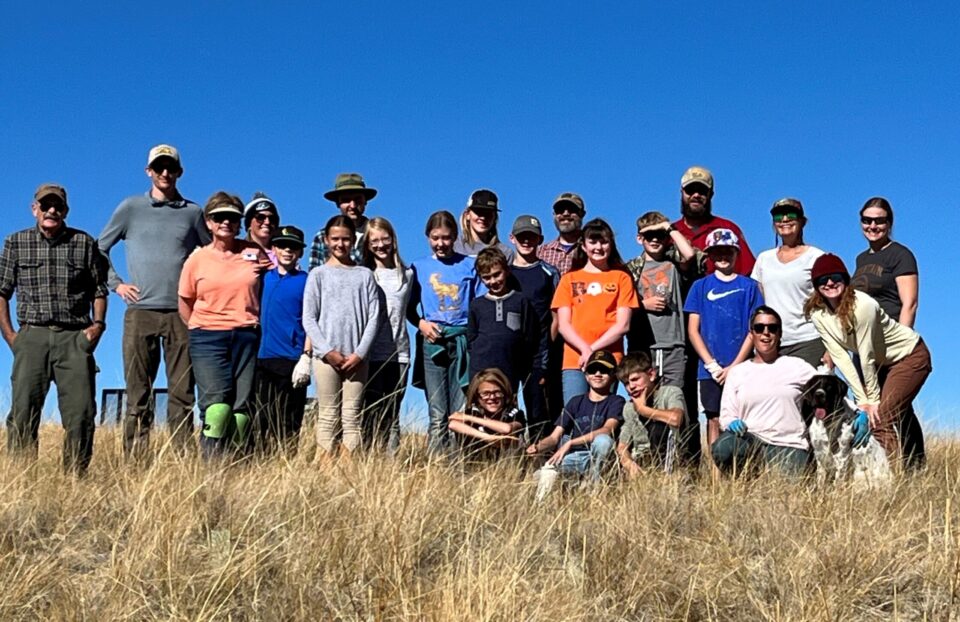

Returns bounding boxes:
[121,308,195,458]
[872,340,932,463]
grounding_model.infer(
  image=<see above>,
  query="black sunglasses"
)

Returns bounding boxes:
[39,199,68,213]
[150,160,181,174]
[683,184,710,196]
[211,212,241,224]
[553,205,582,215]
[860,216,889,226]
[641,230,669,242]
[254,212,277,223]
[813,273,846,287]
[585,365,613,376]
[752,322,781,334]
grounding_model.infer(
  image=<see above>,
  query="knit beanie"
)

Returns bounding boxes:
[810,253,850,284]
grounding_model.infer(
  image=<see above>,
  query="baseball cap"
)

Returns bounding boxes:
[585,350,617,372]
[704,228,740,249]
[552,192,585,214]
[467,188,499,212]
[681,166,714,190]
[147,144,181,167]
[271,225,306,248]
[511,215,543,237]
[770,197,804,216]
[34,183,68,207]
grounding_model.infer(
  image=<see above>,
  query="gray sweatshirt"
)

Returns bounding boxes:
[302,264,381,359]
[98,192,211,309]
[370,266,413,364]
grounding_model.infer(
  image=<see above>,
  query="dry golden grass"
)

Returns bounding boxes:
[1,425,959,621]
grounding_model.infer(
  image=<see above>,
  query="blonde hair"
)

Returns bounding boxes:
[465,368,516,412]
[460,206,502,247]
[362,217,408,286]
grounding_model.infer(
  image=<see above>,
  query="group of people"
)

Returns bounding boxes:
[0,145,932,488]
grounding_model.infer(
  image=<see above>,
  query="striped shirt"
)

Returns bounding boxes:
[0,226,108,327]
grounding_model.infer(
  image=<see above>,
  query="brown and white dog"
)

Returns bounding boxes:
[801,372,892,489]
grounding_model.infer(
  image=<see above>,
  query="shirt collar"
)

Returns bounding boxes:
[147,191,186,207]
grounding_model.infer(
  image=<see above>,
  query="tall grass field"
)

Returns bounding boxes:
[1,425,958,620]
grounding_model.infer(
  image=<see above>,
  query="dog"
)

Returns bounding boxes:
[801,372,892,489]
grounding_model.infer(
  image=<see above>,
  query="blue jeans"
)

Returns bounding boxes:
[557,433,615,481]
[560,369,589,408]
[422,348,466,454]
[711,431,810,476]
[188,326,259,419]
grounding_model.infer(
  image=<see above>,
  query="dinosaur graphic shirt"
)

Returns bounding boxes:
[683,273,764,380]
[411,252,485,326]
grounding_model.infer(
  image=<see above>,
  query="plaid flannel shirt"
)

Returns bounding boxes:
[307,218,368,270]
[0,226,108,327]
[537,238,578,275]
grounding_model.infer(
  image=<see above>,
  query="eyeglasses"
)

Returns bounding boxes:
[814,273,846,287]
[860,216,889,226]
[641,230,668,242]
[752,322,781,334]
[772,212,800,223]
[210,212,241,224]
[254,213,277,224]
[683,184,710,196]
[478,390,503,399]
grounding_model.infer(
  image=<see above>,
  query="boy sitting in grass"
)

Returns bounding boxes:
[615,352,686,477]
[526,350,625,500]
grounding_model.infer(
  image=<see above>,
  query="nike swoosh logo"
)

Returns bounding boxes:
[706,288,743,301]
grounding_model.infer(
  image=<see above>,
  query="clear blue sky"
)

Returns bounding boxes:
[2,2,957,430]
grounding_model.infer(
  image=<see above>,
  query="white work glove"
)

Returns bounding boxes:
[291,353,312,388]
[704,360,723,382]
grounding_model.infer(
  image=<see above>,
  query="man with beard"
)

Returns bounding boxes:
[99,145,210,459]
[672,166,755,275]
[308,173,374,269]
[537,192,586,418]
[671,166,755,472]
[538,192,585,276]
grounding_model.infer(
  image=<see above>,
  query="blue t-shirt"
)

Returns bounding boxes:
[683,273,764,380]
[258,267,308,360]
[554,393,626,453]
[411,253,485,326]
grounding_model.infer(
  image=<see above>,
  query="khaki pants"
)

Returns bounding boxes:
[121,308,195,458]
[7,325,97,474]
[313,359,367,454]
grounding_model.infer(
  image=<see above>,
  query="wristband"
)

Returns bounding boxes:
[93,320,106,329]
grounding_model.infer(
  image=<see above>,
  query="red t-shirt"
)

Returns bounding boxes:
[672,215,755,276]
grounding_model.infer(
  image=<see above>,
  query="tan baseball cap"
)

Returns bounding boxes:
[147,144,181,167]
[681,166,714,190]
[34,183,68,207]
[552,191,585,214]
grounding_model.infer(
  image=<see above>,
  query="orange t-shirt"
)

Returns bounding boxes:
[178,241,273,330]
[551,268,639,369]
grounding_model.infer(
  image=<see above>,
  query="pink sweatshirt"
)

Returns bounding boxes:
[720,356,816,450]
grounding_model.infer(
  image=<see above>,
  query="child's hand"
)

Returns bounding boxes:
[623,459,642,480]
[339,353,362,374]
[419,319,442,343]
[323,350,345,368]
[577,350,593,370]
[643,296,667,313]
[525,442,540,455]
[547,441,572,466]
[716,366,731,385]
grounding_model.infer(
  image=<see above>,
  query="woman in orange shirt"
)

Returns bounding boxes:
[551,218,639,406]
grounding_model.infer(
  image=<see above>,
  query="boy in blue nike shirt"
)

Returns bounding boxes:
[683,228,763,450]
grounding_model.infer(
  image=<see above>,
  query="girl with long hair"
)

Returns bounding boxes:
[448,368,525,459]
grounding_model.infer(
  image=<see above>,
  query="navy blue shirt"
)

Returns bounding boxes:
[258,267,308,360]
[467,290,541,388]
[555,393,625,452]
[509,261,558,370]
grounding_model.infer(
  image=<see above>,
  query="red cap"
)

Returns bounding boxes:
[810,253,850,284]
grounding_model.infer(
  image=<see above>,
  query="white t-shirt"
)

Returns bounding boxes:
[720,356,816,450]
[751,246,824,346]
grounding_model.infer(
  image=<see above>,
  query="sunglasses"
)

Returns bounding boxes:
[210,212,241,224]
[814,273,846,287]
[683,184,710,196]
[641,230,669,241]
[39,200,67,213]
[860,216,889,226]
[254,212,277,224]
[149,160,181,174]
[585,365,613,376]
[273,242,303,251]
[772,212,800,223]
[752,322,781,334]
[553,205,582,215]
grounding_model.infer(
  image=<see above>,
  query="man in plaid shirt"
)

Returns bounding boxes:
[0,184,108,474]
[537,192,585,276]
